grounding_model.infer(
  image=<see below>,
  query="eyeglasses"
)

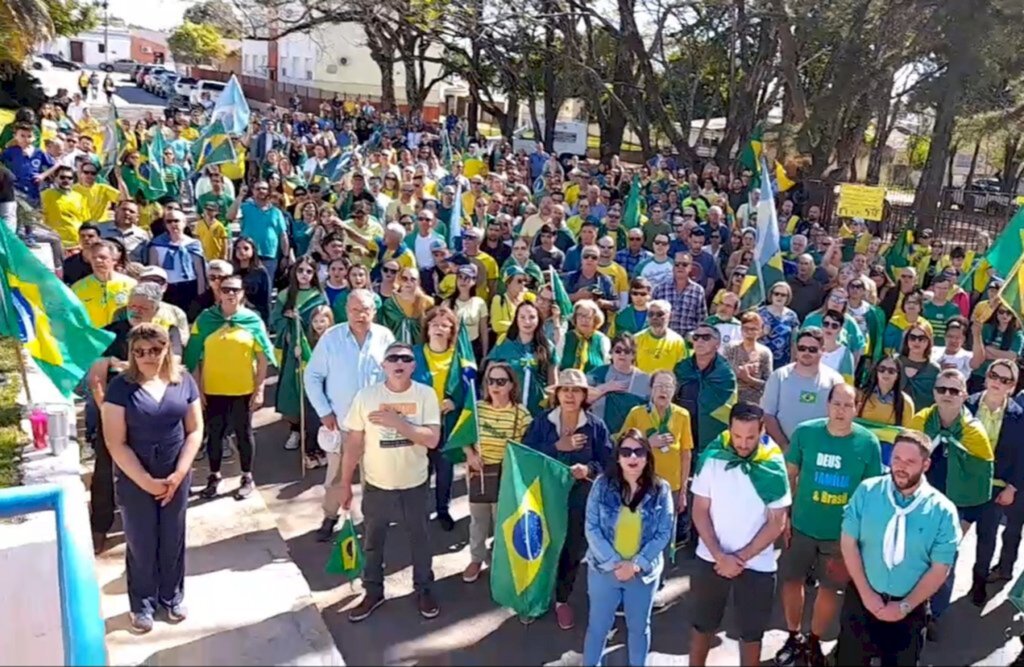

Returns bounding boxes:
[582,254,599,260]
[692,332,715,341]
[988,371,1015,386]
[906,332,928,343]
[934,386,961,396]
[771,291,787,298]
[796,345,820,353]
[220,286,243,294]
[630,290,649,296]
[829,296,848,304]
[877,365,898,376]
[612,346,632,355]
[823,321,841,330]
[210,274,227,282]
[487,376,511,387]
[82,170,97,175]
[618,446,647,459]
[648,311,667,318]
[385,353,416,364]
[400,275,418,283]
[131,345,165,359]
[654,240,669,246]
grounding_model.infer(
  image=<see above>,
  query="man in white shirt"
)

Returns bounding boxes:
[66,93,87,124]
[930,316,980,380]
[689,403,791,666]
[304,289,395,541]
[339,341,441,623]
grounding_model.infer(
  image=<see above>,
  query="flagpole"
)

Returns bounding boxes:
[14,339,32,405]
[296,317,306,480]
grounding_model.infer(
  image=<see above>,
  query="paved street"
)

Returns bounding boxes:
[29,65,1024,665]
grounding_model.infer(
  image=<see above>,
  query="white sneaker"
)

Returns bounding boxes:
[284,432,300,450]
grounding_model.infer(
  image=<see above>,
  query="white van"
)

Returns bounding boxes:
[190,79,227,106]
[510,121,589,157]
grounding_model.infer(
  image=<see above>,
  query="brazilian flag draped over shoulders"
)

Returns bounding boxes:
[491,443,573,619]
[0,224,113,396]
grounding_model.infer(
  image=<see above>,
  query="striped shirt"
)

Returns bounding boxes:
[477,403,532,463]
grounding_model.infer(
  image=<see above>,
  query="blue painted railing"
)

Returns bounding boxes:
[0,484,107,666]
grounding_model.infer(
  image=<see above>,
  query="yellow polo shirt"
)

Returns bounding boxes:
[597,261,629,295]
[195,218,229,260]
[620,403,693,490]
[71,273,137,328]
[197,324,264,396]
[633,328,689,375]
[40,188,89,246]
[72,182,120,222]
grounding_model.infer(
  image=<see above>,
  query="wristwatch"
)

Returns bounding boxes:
[898,601,912,616]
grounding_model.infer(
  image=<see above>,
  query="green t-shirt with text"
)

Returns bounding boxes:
[922,300,961,346]
[785,418,883,540]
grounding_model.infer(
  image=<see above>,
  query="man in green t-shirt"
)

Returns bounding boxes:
[922,272,961,345]
[774,383,882,666]
[195,173,235,223]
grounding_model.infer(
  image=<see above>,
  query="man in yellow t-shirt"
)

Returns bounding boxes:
[633,299,689,374]
[71,240,137,327]
[596,235,629,305]
[73,163,125,222]
[195,201,230,260]
[194,275,270,501]
[41,166,90,247]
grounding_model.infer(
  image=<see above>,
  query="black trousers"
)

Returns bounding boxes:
[206,394,255,474]
[556,481,590,603]
[89,422,116,535]
[835,583,926,666]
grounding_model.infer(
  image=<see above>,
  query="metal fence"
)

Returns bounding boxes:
[191,68,442,122]
[803,179,1017,248]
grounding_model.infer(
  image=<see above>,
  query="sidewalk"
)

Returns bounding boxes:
[94,460,343,666]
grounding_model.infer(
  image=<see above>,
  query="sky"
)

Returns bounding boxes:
[105,0,192,31]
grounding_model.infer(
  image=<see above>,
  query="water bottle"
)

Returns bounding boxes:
[29,406,48,450]
[47,406,69,456]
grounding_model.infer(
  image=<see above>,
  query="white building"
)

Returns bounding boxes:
[42,22,132,67]
[241,23,445,106]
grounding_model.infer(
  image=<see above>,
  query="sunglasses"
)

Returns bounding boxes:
[796,344,820,353]
[692,332,715,341]
[654,240,669,246]
[220,286,243,294]
[382,267,399,275]
[619,447,647,459]
[385,354,416,364]
[630,290,649,296]
[612,346,632,355]
[771,292,787,298]
[487,376,511,387]
[906,333,928,342]
[823,321,841,330]
[131,346,165,359]
[934,386,960,396]
[877,365,898,376]
[988,371,1015,386]
[582,254,599,260]
[82,170,97,175]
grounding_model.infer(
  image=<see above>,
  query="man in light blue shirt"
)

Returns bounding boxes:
[304,289,395,541]
[227,181,289,280]
[836,430,960,666]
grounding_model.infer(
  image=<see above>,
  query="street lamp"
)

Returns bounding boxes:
[94,0,109,66]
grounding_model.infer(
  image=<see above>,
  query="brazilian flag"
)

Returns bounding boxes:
[325,516,364,580]
[739,124,764,189]
[853,418,902,469]
[621,174,643,230]
[491,443,573,619]
[440,320,478,464]
[548,269,574,319]
[0,224,114,396]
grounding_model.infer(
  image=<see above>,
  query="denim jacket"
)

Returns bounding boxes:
[584,474,674,584]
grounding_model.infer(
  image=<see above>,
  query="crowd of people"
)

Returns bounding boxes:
[2,85,1023,666]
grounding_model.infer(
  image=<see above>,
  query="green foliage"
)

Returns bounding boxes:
[907,134,931,171]
[0,337,24,489]
[182,0,242,39]
[168,21,228,65]
[0,0,97,66]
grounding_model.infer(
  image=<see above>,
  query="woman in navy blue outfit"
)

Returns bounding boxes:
[101,323,204,633]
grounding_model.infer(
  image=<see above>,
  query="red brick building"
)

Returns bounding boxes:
[130,29,169,65]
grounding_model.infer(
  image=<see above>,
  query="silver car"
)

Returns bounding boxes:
[157,72,180,98]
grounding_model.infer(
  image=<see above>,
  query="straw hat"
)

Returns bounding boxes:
[547,368,590,393]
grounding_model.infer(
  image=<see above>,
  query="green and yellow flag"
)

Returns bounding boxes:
[491,443,573,619]
[441,320,479,464]
[621,174,643,230]
[325,516,364,580]
[961,207,1024,295]
[695,431,789,505]
[853,418,902,469]
[0,224,114,396]
[997,255,1024,315]
[548,269,574,319]
[739,124,764,189]
[884,225,914,280]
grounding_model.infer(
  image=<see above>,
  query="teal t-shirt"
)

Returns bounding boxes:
[162,164,187,201]
[921,300,960,346]
[786,418,883,541]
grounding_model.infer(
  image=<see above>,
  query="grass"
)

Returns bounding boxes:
[0,337,24,489]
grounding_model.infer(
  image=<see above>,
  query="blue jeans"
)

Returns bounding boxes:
[583,567,657,666]
[260,257,278,286]
[932,502,986,619]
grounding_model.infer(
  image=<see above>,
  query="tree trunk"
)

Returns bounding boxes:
[1001,135,1022,192]
[964,139,981,188]
[866,96,894,185]
[375,56,396,111]
[913,60,968,229]
[946,141,958,188]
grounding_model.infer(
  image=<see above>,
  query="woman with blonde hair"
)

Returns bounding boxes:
[379,266,435,344]
[561,299,611,373]
[101,323,203,634]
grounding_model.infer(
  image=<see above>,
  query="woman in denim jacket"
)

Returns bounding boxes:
[582,429,674,666]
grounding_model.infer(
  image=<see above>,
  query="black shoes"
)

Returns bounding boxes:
[200,474,220,499]
[970,575,988,608]
[316,517,338,542]
[437,511,455,532]
[418,591,440,619]
[774,632,806,666]
[348,594,385,623]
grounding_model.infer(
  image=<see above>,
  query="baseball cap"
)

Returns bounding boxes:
[462,227,482,240]
[429,238,447,252]
[457,264,479,279]
[139,266,168,282]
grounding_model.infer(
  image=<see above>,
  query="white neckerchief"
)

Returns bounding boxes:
[882,476,928,570]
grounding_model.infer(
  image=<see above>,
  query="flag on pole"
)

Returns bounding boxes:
[739,124,764,189]
[621,174,643,230]
[325,515,364,580]
[883,225,914,280]
[961,207,1024,293]
[996,255,1024,316]
[548,269,574,319]
[440,127,455,171]
[449,183,464,248]
[739,156,785,310]
[100,103,122,174]
[191,120,236,174]
[209,75,251,135]
[775,161,796,192]
[490,443,573,619]
[0,224,114,396]
[314,149,354,186]
[440,320,479,463]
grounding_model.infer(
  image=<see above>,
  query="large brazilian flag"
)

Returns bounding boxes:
[853,418,903,470]
[0,224,114,396]
[491,442,573,619]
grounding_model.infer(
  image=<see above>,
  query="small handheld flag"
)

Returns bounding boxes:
[325,515,364,581]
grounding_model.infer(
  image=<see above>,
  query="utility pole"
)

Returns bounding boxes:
[98,0,110,66]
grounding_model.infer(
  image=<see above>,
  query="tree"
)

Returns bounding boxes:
[168,22,228,66]
[183,0,243,39]
[0,0,96,68]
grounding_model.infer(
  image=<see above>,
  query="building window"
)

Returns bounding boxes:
[282,67,287,76]
[98,44,105,53]
[305,57,312,80]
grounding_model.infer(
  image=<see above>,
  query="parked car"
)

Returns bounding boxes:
[157,73,180,98]
[173,76,198,100]
[39,53,77,70]
[100,58,136,73]
[135,64,157,86]
[27,56,52,71]
[189,79,226,106]
[143,68,168,92]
